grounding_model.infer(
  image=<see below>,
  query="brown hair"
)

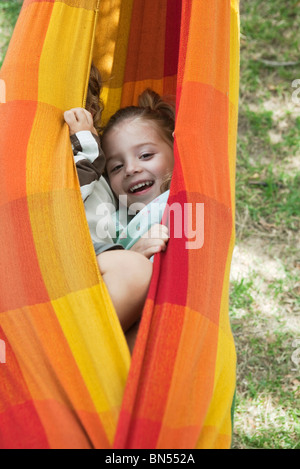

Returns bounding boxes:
[102,89,175,191]
[102,89,175,146]
[85,62,103,134]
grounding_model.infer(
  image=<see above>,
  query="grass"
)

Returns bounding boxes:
[1,0,299,450]
[231,0,300,449]
[0,1,22,67]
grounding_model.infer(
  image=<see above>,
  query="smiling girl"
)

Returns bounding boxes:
[102,89,175,258]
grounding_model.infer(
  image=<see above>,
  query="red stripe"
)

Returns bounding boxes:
[164,0,182,77]
[0,402,50,449]
[115,413,203,449]
[114,412,161,449]
[155,191,189,306]
[0,327,49,449]
[123,0,167,83]
[114,303,186,448]
[0,196,50,313]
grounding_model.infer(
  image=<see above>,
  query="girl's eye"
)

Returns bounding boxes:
[110,164,123,173]
[140,153,154,159]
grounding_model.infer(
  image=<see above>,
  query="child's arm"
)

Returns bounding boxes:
[64,108,105,202]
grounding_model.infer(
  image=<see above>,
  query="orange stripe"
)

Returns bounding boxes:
[176,0,192,91]
[121,79,164,107]
[34,400,111,449]
[186,194,232,320]
[157,311,218,437]
[0,304,98,411]
[182,1,230,95]
[176,82,231,207]
[0,2,53,102]
[119,76,177,108]
[0,101,36,206]
[120,303,185,423]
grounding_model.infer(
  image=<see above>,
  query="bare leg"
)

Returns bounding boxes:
[97,250,152,334]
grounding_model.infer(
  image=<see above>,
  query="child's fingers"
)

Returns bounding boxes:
[159,225,169,240]
[73,108,93,125]
[140,243,165,259]
[149,240,167,256]
[144,237,167,254]
[143,224,169,241]
[64,110,77,125]
[64,108,94,135]
[130,235,168,258]
[64,108,93,124]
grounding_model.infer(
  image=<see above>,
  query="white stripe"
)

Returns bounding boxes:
[81,180,97,202]
[75,131,100,163]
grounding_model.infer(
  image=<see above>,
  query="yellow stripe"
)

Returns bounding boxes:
[52,284,130,440]
[100,78,166,124]
[229,2,240,109]
[100,86,124,125]
[27,155,99,299]
[93,0,134,122]
[209,327,236,425]
[83,0,101,109]
[38,2,97,110]
[228,101,238,212]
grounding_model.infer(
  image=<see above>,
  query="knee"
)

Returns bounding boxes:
[97,250,152,288]
[121,251,153,288]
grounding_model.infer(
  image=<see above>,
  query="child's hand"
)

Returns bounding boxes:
[130,224,169,259]
[64,108,97,136]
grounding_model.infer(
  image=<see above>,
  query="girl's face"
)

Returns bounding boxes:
[103,118,174,207]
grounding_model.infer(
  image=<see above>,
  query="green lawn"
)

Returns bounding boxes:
[232,0,300,449]
[1,0,299,450]
[0,0,22,67]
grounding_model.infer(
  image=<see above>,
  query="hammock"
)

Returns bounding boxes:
[0,0,239,449]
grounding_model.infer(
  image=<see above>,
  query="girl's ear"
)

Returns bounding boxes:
[172,131,175,138]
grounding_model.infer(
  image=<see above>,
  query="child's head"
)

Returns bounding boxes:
[85,62,103,134]
[102,89,175,207]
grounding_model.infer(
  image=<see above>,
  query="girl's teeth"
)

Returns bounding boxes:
[130,181,153,193]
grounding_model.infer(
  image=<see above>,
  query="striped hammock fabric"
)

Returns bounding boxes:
[0,0,239,449]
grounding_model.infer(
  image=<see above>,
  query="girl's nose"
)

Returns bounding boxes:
[124,159,142,176]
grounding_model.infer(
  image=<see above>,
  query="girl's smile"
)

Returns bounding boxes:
[103,118,174,207]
